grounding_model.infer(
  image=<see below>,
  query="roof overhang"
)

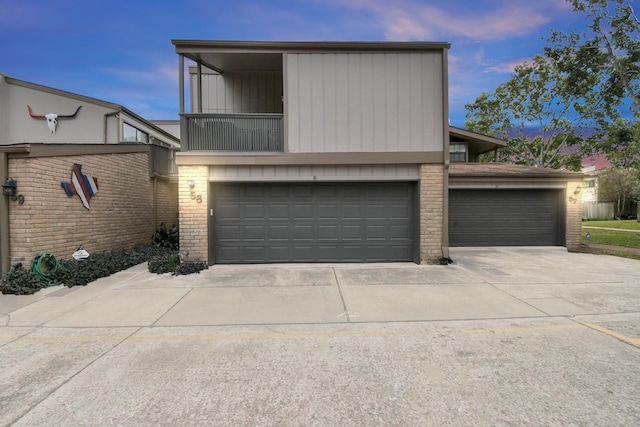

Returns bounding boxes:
[172,40,451,73]
[449,126,506,154]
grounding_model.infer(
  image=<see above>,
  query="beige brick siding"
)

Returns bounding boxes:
[566,178,583,251]
[155,178,179,227]
[8,152,154,264]
[420,164,445,264]
[178,165,209,262]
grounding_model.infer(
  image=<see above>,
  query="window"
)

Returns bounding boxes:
[450,143,467,162]
[123,122,149,143]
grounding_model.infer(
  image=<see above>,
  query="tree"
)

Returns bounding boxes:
[545,0,640,161]
[465,55,589,171]
[597,167,640,217]
[466,0,639,171]
[546,0,640,117]
[600,120,640,169]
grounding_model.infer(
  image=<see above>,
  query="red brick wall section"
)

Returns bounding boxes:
[7,153,154,264]
[178,165,209,262]
[155,179,179,228]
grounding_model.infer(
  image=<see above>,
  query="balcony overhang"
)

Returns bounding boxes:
[172,40,451,74]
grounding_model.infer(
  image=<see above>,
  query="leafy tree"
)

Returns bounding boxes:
[597,167,640,217]
[598,120,640,170]
[466,0,639,171]
[545,0,640,162]
[465,55,589,171]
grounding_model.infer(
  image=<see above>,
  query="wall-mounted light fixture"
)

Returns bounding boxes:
[187,180,195,188]
[2,178,17,199]
[2,178,25,204]
[574,186,582,195]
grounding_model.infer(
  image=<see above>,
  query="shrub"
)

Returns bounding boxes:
[53,245,171,288]
[148,252,208,276]
[148,252,181,274]
[153,223,179,250]
[0,263,44,295]
[174,261,208,276]
[2,245,206,295]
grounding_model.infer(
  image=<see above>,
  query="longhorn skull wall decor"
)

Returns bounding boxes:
[27,105,82,134]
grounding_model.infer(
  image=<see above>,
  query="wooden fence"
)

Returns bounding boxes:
[582,202,614,220]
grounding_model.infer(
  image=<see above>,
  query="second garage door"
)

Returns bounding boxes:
[449,189,565,247]
[212,182,417,263]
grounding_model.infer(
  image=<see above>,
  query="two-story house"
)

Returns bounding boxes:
[172,40,584,265]
[173,40,450,264]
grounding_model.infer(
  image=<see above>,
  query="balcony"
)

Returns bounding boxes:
[180,113,284,152]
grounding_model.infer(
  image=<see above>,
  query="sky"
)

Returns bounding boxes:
[0,0,588,127]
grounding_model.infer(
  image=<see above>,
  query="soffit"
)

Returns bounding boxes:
[173,40,451,73]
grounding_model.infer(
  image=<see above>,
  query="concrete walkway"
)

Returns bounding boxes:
[2,246,639,328]
[2,247,639,426]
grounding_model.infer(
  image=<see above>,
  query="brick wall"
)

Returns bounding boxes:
[155,178,179,227]
[419,164,445,264]
[8,152,154,264]
[178,165,209,262]
[566,178,583,251]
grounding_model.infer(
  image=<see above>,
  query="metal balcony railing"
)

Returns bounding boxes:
[180,113,284,152]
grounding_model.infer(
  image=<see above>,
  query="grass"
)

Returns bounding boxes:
[581,220,640,260]
[582,220,640,230]
[582,228,640,248]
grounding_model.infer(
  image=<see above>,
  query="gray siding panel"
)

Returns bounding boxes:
[209,165,420,181]
[286,52,444,153]
[192,72,283,114]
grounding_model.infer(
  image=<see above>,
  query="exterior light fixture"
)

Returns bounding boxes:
[187,180,195,188]
[2,178,17,199]
[574,186,581,195]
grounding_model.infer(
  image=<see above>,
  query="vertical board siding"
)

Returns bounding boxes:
[192,72,283,114]
[286,52,444,153]
[209,164,420,181]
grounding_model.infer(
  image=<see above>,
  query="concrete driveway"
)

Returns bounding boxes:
[2,247,640,426]
[1,246,639,328]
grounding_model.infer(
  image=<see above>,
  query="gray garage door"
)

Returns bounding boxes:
[449,189,565,246]
[212,182,416,263]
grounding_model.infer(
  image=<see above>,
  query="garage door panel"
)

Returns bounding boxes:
[269,225,289,240]
[213,182,415,263]
[449,189,563,247]
[269,204,289,219]
[318,225,338,240]
[293,204,313,219]
[391,224,411,239]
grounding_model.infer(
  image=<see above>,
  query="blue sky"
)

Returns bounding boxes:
[1,0,586,127]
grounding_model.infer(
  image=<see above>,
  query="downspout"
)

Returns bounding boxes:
[1,152,10,274]
[441,48,450,261]
[152,174,158,234]
[103,110,120,143]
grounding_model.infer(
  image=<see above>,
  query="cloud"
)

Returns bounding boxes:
[317,0,569,41]
[484,58,531,74]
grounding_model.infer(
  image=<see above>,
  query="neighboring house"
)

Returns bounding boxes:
[581,154,611,203]
[581,154,615,219]
[0,73,180,273]
[172,40,583,265]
